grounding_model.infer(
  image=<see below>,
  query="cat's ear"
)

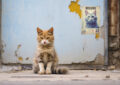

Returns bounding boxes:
[48,27,54,35]
[37,27,42,35]
[85,10,88,15]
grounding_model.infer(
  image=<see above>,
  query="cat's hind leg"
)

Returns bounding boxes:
[33,57,39,74]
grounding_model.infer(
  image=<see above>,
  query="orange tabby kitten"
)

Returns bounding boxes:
[33,27,68,74]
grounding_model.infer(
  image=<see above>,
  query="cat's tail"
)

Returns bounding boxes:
[52,67,68,74]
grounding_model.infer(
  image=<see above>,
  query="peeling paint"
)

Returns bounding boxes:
[14,44,23,62]
[71,53,104,65]
[82,54,104,65]
[17,44,21,49]
[25,57,29,60]
[15,44,22,57]
[18,57,23,62]
[1,40,6,53]
[93,53,104,65]
[69,0,82,18]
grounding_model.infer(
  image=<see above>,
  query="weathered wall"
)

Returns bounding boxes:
[1,0,120,70]
[0,0,2,65]
[108,0,120,69]
[1,0,105,65]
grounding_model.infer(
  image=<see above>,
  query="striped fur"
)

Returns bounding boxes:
[52,67,68,74]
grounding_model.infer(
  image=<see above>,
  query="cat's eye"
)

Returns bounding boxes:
[46,37,50,39]
[40,37,43,39]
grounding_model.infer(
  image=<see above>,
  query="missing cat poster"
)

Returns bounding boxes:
[81,6,100,34]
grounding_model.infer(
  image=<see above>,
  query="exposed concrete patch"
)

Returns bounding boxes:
[93,53,104,65]
[83,53,104,65]
[71,53,104,65]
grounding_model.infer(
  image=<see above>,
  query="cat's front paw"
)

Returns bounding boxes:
[46,69,51,74]
[38,70,45,74]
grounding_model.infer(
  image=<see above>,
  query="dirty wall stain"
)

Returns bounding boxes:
[69,0,82,18]
[15,44,23,62]
[25,57,29,60]
[1,40,6,53]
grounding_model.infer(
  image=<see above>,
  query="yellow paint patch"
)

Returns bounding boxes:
[95,32,100,39]
[95,29,100,39]
[18,57,23,61]
[17,44,21,49]
[69,0,82,18]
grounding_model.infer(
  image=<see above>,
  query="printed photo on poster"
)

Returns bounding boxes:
[82,7,100,34]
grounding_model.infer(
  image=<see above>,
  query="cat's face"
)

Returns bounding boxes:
[37,27,54,46]
[85,11,97,23]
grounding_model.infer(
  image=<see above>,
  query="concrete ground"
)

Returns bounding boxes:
[0,70,120,85]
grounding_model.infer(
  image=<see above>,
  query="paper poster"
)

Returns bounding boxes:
[82,7,100,34]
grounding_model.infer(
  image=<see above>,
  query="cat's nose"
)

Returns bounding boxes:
[44,41,46,44]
